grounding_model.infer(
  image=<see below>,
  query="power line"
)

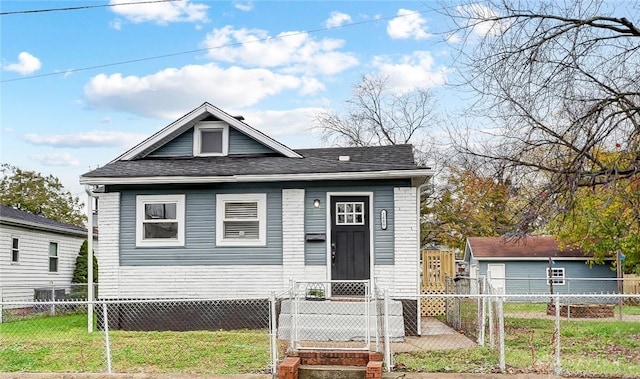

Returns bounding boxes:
[0,9,432,84]
[0,0,180,16]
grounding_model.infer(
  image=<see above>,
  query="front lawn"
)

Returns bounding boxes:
[0,314,270,374]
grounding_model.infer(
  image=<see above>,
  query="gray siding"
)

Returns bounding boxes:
[119,188,282,266]
[478,260,617,294]
[304,185,396,266]
[148,129,194,157]
[229,128,275,155]
[145,127,276,158]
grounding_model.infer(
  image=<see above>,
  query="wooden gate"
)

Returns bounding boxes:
[420,249,455,316]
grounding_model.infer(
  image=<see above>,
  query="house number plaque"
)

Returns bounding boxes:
[380,209,387,230]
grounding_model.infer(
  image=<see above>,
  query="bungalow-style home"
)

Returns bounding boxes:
[0,205,86,303]
[80,102,433,301]
[464,236,617,295]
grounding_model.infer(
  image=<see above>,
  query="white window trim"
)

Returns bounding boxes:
[49,241,59,273]
[136,194,186,247]
[11,236,19,264]
[216,193,267,247]
[547,267,566,286]
[194,122,229,157]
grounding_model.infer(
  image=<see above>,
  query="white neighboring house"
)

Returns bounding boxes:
[0,205,87,304]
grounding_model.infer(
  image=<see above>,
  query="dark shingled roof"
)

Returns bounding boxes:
[82,144,424,178]
[0,205,86,235]
[467,236,590,259]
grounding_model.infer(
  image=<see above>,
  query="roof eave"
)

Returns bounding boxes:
[0,218,87,237]
[79,168,435,186]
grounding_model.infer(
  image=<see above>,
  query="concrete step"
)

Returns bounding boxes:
[277,299,406,342]
[298,365,365,379]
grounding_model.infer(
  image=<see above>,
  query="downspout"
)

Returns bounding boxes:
[415,175,431,336]
[85,185,98,333]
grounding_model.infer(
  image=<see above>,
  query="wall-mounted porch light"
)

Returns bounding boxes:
[313,199,321,208]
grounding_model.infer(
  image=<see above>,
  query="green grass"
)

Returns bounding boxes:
[396,315,640,377]
[0,314,270,374]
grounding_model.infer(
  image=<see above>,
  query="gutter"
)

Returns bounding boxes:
[79,169,435,186]
[84,185,98,333]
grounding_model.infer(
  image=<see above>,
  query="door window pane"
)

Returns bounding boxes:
[335,202,365,225]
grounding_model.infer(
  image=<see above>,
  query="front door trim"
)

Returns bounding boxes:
[326,191,375,293]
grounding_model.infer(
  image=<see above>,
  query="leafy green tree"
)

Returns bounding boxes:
[422,164,515,251]
[0,163,86,227]
[548,152,640,273]
[72,240,98,284]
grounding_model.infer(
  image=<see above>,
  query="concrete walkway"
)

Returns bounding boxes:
[390,317,477,353]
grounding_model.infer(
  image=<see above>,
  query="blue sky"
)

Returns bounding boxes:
[1,0,481,198]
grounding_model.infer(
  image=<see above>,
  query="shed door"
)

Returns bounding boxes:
[487,263,506,295]
[330,196,370,296]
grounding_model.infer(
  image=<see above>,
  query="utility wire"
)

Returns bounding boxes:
[0,9,431,84]
[0,0,180,16]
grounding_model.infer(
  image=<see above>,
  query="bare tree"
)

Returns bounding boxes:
[314,74,439,162]
[445,0,640,234]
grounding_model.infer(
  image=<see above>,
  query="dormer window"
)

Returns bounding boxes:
[194,122,228,156]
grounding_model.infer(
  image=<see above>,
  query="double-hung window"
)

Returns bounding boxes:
[49,242,58,272]
[216,193,266,246]
[547,267,565,285]
[136,195,185,247]
[11,237,19,263]
[194,122,228,156]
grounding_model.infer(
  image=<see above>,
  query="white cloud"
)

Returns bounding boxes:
[3,128,14,133]
[30,152,80,167]
[83,63,310,119]
[110,18,122,30]
[373,51,448,91]
[233,1,253,11]
[240,107,324,137]
[325,11,351,28]
[109,0,208,25]
[387,9,431,40]
[3,52,42,75]
[23,131,147,148]
[100,117,112,124]
[456,4,505,37]
[202,26,358,76]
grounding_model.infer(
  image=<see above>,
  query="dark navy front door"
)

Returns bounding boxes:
[330,196,370,296]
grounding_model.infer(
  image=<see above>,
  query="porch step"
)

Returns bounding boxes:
[277,299,406,342]
[298,365,365,379]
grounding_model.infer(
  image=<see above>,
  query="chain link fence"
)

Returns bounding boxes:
[2,281,640,377]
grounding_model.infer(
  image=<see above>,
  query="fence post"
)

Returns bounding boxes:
[290,281,296,351]
[383,289,392,372]
[102,302,112,374]
[478,292,485,346]
[497,296,505,373]
[554,295,562,376]
[269,292,278,375]
[50,282,56,316]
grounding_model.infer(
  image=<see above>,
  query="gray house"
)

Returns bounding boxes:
[464,236,617,295]
[80,102,433,300]
[0,205,86,303]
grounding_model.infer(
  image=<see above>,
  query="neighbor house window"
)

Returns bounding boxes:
[136,194,185,247]
[11,237,19,263]
[216,193,266,246]
[547,267,565,285]
[49,242,58,272]
[194,122,228,156]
